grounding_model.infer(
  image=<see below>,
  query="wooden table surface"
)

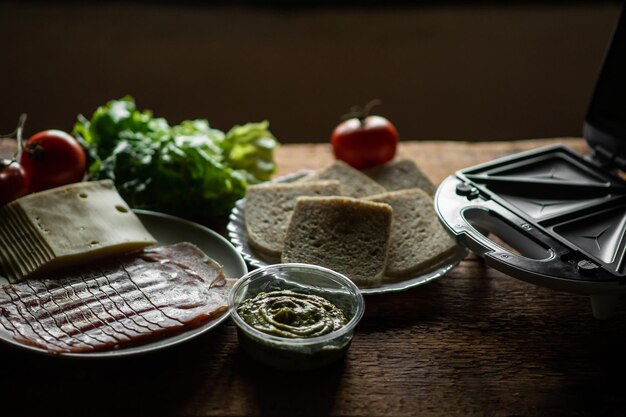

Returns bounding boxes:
[2,138,626,417]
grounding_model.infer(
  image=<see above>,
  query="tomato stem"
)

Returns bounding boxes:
[362,99,381,117]
[15,114,27,159]
[0,156,19,172]
[340,99,382,125]
[0,114,27,162]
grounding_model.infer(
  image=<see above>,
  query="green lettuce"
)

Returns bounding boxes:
[74,96,278,222]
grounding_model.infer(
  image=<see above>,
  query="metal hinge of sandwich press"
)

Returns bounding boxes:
[590,145,626,172]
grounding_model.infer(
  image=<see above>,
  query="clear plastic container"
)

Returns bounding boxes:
[229,263,365,370]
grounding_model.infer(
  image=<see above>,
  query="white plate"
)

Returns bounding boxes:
[0,210,247,358]
[227,171,467,295]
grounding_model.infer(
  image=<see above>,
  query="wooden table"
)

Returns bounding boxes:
[2,138,626,417]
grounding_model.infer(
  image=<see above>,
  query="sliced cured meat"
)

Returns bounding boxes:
[0,243,232,353]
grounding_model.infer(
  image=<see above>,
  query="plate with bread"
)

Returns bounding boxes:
[228,159,467,294]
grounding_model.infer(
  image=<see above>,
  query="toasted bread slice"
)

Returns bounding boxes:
[365,158,436,195]
[301,160,386,198]
[281,196,392,288]
[366,188,457,279]
[245,180,342,258]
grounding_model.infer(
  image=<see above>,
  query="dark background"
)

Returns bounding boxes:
[0,1,622,143]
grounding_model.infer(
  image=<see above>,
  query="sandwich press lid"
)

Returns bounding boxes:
[584,5,626,170]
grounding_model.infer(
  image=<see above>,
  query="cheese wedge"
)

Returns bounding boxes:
[0,180,156,283]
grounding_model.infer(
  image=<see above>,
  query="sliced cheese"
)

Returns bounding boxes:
[0,180,156,283]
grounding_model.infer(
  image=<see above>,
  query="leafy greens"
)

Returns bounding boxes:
[74,97,278,222]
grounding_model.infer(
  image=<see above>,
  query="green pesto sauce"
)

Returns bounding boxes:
[237,290,348,339]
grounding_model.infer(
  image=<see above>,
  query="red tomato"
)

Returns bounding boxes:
[0,159,30,206]
[331,115,399,170]
[19,130,86,192]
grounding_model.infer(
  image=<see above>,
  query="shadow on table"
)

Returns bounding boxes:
[355,259,489,332]
[0,324,234,417]
[235,347,344,416]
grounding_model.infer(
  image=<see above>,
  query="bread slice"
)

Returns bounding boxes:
[245,180,342,258]
[365,158,436,195]
[281,196,392,288]
[366,188,457,279]
[301,160,386,198]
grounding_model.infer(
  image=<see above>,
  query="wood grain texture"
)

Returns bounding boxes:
[274,137,589,183]
[2,138,626,417]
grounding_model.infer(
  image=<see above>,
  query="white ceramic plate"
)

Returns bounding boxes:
[0,210,247,358]
[227,171,467,295]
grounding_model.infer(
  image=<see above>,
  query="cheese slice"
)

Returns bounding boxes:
[0,180,156,283]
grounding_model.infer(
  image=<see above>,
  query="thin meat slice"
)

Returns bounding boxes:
[0,243,232,353]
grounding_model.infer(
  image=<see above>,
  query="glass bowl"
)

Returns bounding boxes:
[229,263,365,371]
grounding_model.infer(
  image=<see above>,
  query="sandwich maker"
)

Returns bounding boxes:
[434,5,626,319]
